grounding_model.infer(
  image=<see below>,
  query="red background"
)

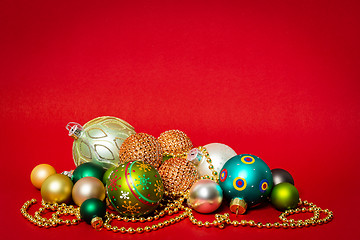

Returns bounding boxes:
[1,0,359,239]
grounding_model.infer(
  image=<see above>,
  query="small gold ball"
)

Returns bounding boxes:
[31,164,57,189]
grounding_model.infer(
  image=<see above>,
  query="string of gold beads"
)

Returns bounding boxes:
[197,146,219,181]
[21,195,333,232]
[20,199,81,228]
[186,198,333,229]
[103,191,188,233]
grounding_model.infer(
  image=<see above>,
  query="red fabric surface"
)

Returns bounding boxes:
[1,0,359,239]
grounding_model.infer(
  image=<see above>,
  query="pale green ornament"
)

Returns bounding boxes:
[66,116,136,169]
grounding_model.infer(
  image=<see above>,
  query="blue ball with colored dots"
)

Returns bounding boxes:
[218,154,273,214]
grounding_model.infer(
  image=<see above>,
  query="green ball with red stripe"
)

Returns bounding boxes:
[106,160,164,217]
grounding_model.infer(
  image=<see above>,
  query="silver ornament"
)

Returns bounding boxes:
[187,179,223,213]
[190,143,237,177]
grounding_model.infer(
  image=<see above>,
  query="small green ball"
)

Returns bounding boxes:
[271,182,299,211]
[80,198,106,224]
[73,162,105,183]
[102,166,116,185]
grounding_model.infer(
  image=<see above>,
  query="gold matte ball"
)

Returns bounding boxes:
[158,157,199,193]
[30,164,57,189]
[72,177,105,206]
[41,174,73,204]
[119,133,163,169]
[158,130,193,156]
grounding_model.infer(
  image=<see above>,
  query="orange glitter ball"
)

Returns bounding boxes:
[157,130,193,157]
[158,157,199,193]
[118,133,163,169]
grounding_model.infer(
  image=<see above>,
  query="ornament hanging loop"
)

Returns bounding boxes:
[91,217,104,231]
[66,122,83,140]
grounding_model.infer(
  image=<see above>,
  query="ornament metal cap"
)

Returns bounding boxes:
[66,122,83,140]
[91,217,103,231]
[187,148,203,166]
[230,198,247,215]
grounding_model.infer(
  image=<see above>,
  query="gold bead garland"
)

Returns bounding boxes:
[186,198,334,229]
[20,199,81,228]
[21,193,333,232]
[197,146,219,181]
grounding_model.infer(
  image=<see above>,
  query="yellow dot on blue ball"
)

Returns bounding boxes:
[233,177,247,191]
[241,156,255,164]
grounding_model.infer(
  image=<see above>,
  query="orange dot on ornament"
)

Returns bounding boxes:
[30,164,57,189]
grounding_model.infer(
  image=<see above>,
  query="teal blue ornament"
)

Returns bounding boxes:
[72,162,105,183]
[218,154,273,214]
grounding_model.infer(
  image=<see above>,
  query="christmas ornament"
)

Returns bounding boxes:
[72,162,105,183]
[157,130,193,157]
[219,154,273,214]
[66,116,136,169]
[80,198,107,230]
[271,182,299,211]
[72,177,106,206]
[158,157,199,193]
[187,179,223,213]
[102,166,116,185]
[119,133,163,169]
[30,164,56,189]
[106,160,164,217]
[41,174,73,204]
[61,170,74,179]
[271,168,294,186]
[187,143,236,178]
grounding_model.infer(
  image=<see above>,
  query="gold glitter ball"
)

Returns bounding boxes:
[157,130,193,157]
[158,157,199,193]
[119,133,163,169]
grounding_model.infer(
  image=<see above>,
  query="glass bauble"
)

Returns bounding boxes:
[67,116,136,169]
[271,168,294,186]
[72,162,105,183]
[80,198,106,229]
[30,164,56,189]
[106,161,164,217]
[270,182,299,211]
[188,143,237,178]
[219,154,273,214]
[72,177,105,206]
[41,174,73,204]
[187,179,223,213]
